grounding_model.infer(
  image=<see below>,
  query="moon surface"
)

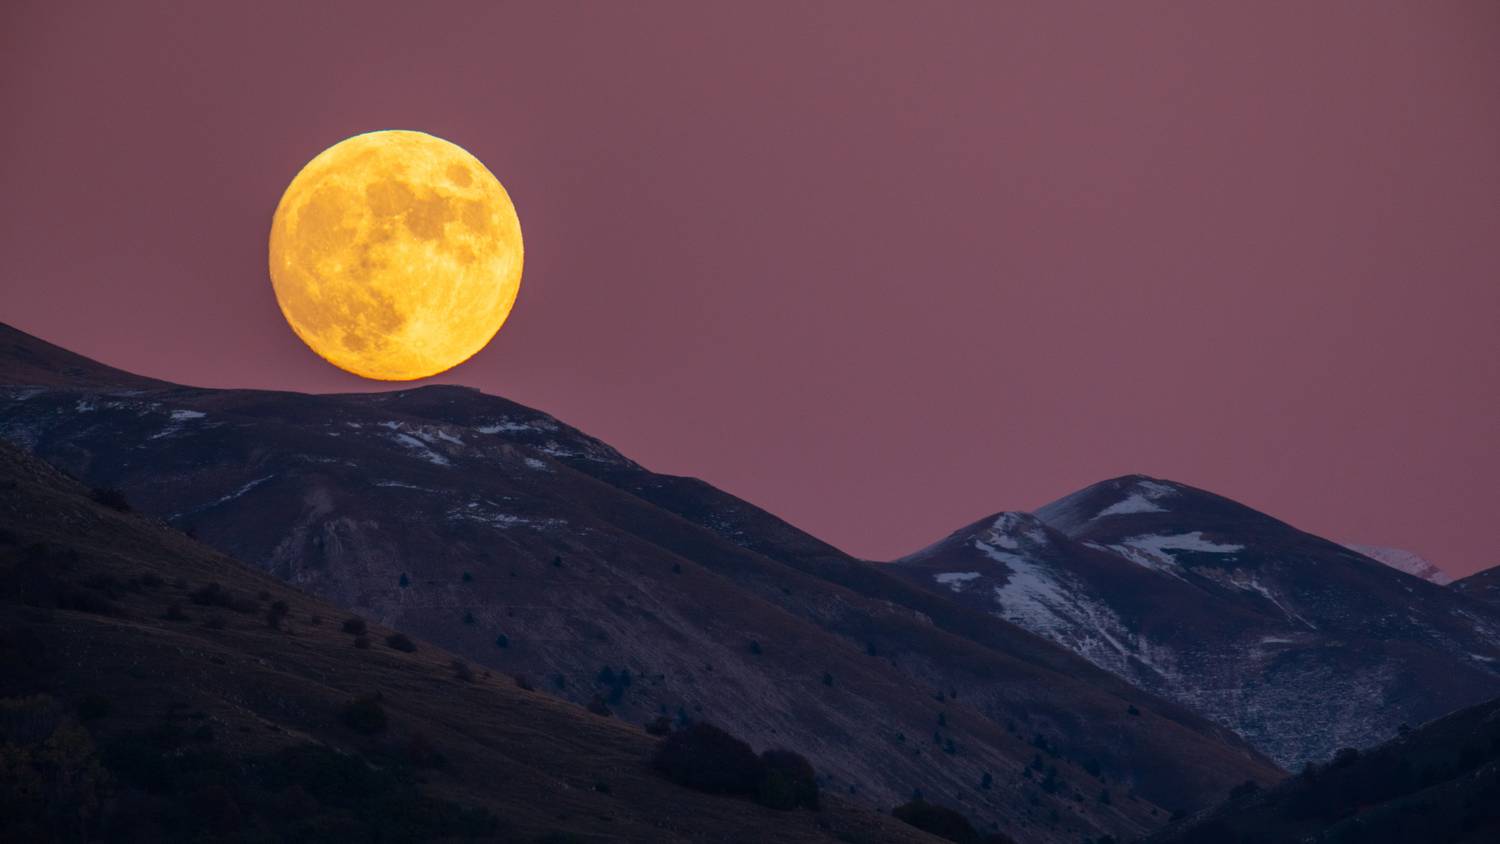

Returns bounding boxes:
[269,130,523,380]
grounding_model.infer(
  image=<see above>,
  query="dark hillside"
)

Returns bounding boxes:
[0,440,935,843]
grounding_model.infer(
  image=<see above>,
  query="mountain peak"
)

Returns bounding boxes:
[1034,475,1188,535]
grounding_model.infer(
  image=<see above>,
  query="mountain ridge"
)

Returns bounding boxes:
[0,322,1280,843]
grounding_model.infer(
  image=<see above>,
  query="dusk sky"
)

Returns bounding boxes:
[4,2,1497,574]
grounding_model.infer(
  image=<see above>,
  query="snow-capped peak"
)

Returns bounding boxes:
[1035,475,1184,534]
[1343,544,1452,585]
[1094,478,1179,519]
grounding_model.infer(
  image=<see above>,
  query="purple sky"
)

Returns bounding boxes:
[3,2,1497,574]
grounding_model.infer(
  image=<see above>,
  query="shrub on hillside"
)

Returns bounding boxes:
[341,616,367,635]
[0,695,109,836]
[1228,779,1260,799]
[339,694,387,735]
[756,749,819,810]
[6,552,122,616]
[891,799,982,843]
[384,633,416,653]
[190,582,255,614]
[89,486,132,512]
[93,737,499,840]
[650,724,821,811]
[404,732,447,769]
[652,723,763,795]
[77,695,112,722]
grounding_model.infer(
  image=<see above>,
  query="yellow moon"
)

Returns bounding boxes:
[268,130,523,380]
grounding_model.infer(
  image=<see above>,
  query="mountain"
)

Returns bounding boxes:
[1146,693,1500,844]
[0,439,935,843]
[1453,566,1500,608]
[0,323,1280,843]
[1342,543,1452,585]
[891,475,1500,770]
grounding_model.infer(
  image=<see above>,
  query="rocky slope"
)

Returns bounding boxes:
[892,475,1500,770]
[0,323,1280,843]
[0,439,938,843]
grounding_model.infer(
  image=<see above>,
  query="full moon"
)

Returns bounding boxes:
[268,130,523,380]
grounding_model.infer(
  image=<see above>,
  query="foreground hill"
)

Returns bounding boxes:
[0,323,1280,843]
[1146,694,1500,844]
[0,440,937,843]
[892,476,1500,769]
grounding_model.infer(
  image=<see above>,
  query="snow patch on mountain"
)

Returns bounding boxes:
[375,481,434,492]
[975,538,1074,634]
[389,433,451,466]
[1036,476,1185,533]
[173,475,274,518]
[1235,574,1315,629]
[474,417,560,435]
[147,406,210,440]
[1088,541,1183,577]
[1096,494,1167,518]
[448,501,566,531]
[970,535,1173,684]
[986,512,1050,549]
[1106,532,1244,573]
[1344,543,1452,585]
[933,571,981,591]
[1095,479,1179,519]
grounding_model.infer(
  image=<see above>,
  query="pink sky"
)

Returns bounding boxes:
[3,2,1497,575]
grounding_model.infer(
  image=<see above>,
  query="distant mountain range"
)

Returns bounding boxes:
[892,476,1500,770]
[0,322,1278,843]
